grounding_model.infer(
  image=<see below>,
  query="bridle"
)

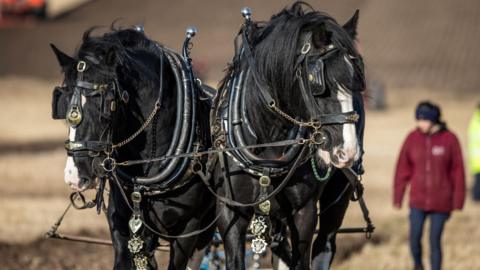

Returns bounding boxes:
[55,33,202,190]
[240,23,361,150]
[58,56,159,175]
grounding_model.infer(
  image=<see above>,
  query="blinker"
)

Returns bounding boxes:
[51,86,70,119]
[304,55,327,96]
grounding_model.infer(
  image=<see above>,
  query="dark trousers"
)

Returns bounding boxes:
[409,207,450,270]
[472,173,480,201]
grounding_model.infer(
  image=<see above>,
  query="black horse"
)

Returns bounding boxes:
[209,3,366,269]
[51,27,216,269]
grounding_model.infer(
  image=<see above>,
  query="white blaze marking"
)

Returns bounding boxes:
[64,127,81,188]
[344,55,354,76]
[336,84,359,162]
[277,259,289,270]
[64,94,86,190]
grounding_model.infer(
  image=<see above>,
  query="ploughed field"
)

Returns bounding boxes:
[1,77,479,269]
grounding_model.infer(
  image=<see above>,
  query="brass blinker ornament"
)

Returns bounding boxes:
[67,105,82,126]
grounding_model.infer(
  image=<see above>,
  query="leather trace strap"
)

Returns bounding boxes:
[199,145,309,208]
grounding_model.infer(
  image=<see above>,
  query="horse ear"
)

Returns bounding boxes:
[343,9,359,39]
[312,23,331,49]
[50,43,74,68]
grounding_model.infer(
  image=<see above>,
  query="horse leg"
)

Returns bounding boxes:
[187,210,216,270]
[289,198,318,270]
[107,182,133,270]
[142,233,159,270]
[188,245,208,270]
[271,222,291,270]
[312,171,352,270]
[217,204,250,270]
[167,220,203,270]
[311,232,336,270]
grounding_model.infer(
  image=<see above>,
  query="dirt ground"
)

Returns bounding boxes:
[0,77,478,269]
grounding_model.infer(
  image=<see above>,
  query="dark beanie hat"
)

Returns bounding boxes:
[415,101,441,123]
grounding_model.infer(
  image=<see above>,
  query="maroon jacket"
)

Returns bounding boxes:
[393,127,466,212]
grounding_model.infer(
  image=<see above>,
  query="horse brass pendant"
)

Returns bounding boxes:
[133,254,148,270]
[129,216,143,234]
[128,235,144,254]
[249,215,270,254]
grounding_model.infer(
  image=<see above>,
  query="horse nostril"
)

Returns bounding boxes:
[334,149,347,161]
[79,178,90,188]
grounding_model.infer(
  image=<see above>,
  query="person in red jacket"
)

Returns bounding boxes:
[393,101,465,270]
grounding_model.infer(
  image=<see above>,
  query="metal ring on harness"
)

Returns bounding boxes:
[77,61,87,72]
[101,157,116,172]
[310,131,328,145]
[70,192,96,209]
[191,161,203,174]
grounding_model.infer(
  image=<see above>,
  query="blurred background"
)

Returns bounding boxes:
[0,0,479,269]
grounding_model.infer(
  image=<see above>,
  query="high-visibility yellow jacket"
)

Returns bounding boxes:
[468,109,480,174]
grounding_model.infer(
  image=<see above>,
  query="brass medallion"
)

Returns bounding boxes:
[128,235,144,254]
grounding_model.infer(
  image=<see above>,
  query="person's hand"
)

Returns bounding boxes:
[393,202,401,209]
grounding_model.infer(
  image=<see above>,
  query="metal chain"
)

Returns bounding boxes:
[112,102,160,149]
[269,102,320,129]
[310,157,332,182]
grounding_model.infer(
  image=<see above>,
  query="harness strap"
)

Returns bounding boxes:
[110,171,221,239]
[341,168,375,238]
[317,111,360,125]
[199,145,309,208]
[65,140,110,155]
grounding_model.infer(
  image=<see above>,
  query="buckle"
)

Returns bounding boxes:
[301,42,311,55]
[65,140,83,151]
[77,61,87,72]
[346,113,360,123]
[259,175,271,186]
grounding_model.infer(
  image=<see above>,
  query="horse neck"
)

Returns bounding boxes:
[114,55,177,174]
[243,72,299,144]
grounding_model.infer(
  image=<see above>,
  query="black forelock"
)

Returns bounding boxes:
[64,25,164,90]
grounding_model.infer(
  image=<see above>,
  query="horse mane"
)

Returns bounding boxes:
[221,1,359,93]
